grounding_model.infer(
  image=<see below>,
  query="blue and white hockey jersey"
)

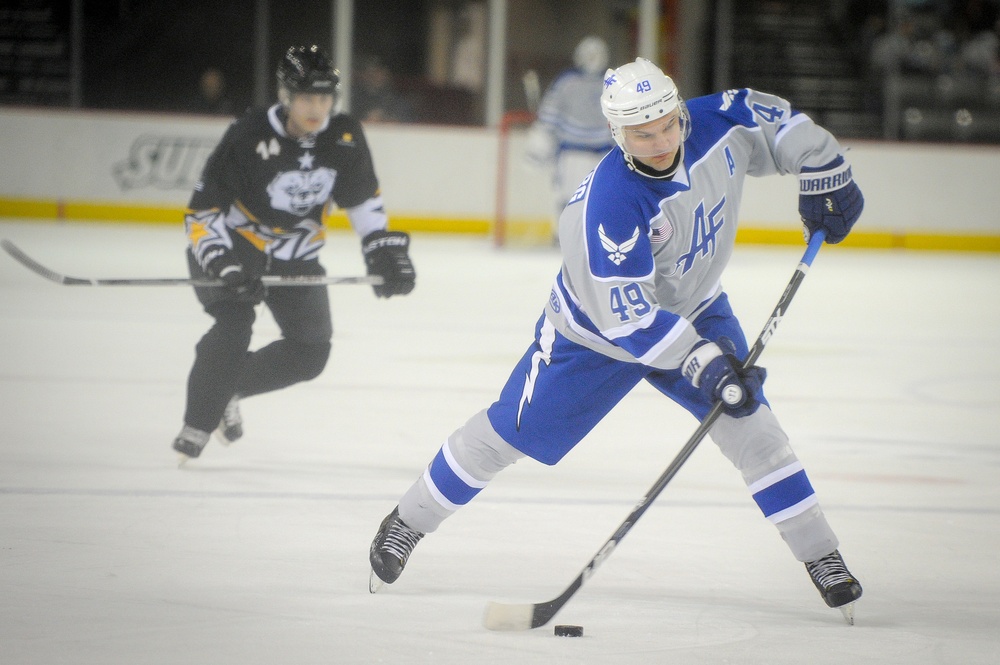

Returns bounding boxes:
[536,69,614,153]
[544,88,846,370]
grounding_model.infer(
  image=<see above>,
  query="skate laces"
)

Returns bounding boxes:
[806,551,853,589]
[382,517,423,563]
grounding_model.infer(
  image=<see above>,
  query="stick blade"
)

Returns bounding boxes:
[483,599,562,631]
[482,601,535,631]
[1,238,69,284]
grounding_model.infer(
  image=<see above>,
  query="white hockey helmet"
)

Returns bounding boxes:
[600,57,691,158]
[573,36,609,76]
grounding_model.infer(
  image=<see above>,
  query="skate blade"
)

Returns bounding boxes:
[177,453,192,467]
[838,602,856,626]
[213,430,234,447]
[369,569,385,594]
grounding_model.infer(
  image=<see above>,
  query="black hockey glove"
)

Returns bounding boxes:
[682,337,766,418]
[798,155,864,244]
[361,230,416,298]
[204,249,264,303]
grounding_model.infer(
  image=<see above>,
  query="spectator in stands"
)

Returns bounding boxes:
[868,7,959,78]
[955,0,1000,38]
[959,15,1000,75]
[190,67,235,116]
[352,55,415,123]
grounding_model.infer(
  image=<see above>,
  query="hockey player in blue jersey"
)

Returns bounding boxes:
[370,58,864,618]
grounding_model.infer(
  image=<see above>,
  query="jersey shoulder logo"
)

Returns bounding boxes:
[598,224,640,265]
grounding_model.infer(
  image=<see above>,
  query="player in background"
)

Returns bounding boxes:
[172,45,415,460]
[524,36,616,243]
[369,58,865,618]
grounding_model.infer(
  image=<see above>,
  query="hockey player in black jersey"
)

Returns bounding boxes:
[173,45,415,461]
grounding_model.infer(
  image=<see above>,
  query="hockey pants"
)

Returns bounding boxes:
[183,249,332,433]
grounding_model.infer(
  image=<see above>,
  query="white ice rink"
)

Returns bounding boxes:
[1,220,998,664]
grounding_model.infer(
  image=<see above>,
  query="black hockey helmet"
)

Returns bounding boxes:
[276,45,339,97]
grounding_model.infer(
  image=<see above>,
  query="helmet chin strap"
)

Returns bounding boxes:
[626,143,684,180]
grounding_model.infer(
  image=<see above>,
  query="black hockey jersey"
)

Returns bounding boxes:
[185,104,387,264]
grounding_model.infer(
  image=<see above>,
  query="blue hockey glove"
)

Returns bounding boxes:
[203,248,264,303]
[798,156,864,244]
[682,337,766,418]
[362,230,416,298]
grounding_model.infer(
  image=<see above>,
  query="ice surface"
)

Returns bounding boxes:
[1,221,998,664]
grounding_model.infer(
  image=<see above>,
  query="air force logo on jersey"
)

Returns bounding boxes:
[266,168,337,216]
[599,224,640,265]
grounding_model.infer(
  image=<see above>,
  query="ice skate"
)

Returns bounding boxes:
[172,425,211,463]
[805,549,863,624]
[214,395,243,445]
[369,507,424,592]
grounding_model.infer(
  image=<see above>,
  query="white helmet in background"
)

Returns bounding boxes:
[574,36,609,76]
[600,57,691,160]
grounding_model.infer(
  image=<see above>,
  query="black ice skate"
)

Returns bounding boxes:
[805,549,863,624]
[215,395,243,445]
[172,425,210,462]
[369,507,424,593]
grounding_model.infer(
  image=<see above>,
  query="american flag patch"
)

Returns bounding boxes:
[650,218,673,243]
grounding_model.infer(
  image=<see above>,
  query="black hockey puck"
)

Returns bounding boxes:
[554,624,584,637]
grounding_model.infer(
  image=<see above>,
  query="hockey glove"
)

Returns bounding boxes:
[203,248,264,303]
[524,123,557,169]
[682,337,766,418]
[361,230,416,298]
[798,156,864,244]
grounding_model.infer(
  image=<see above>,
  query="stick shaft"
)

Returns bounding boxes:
[1,239,382,286]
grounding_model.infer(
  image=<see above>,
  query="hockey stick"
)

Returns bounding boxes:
[1,239,382,287]
[522,69,541,113]
[483,229,828,631]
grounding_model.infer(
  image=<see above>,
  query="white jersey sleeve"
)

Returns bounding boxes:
[731,88,844,177]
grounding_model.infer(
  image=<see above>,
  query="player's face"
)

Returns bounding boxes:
[285,93,335,137]
[622,110,682,170]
